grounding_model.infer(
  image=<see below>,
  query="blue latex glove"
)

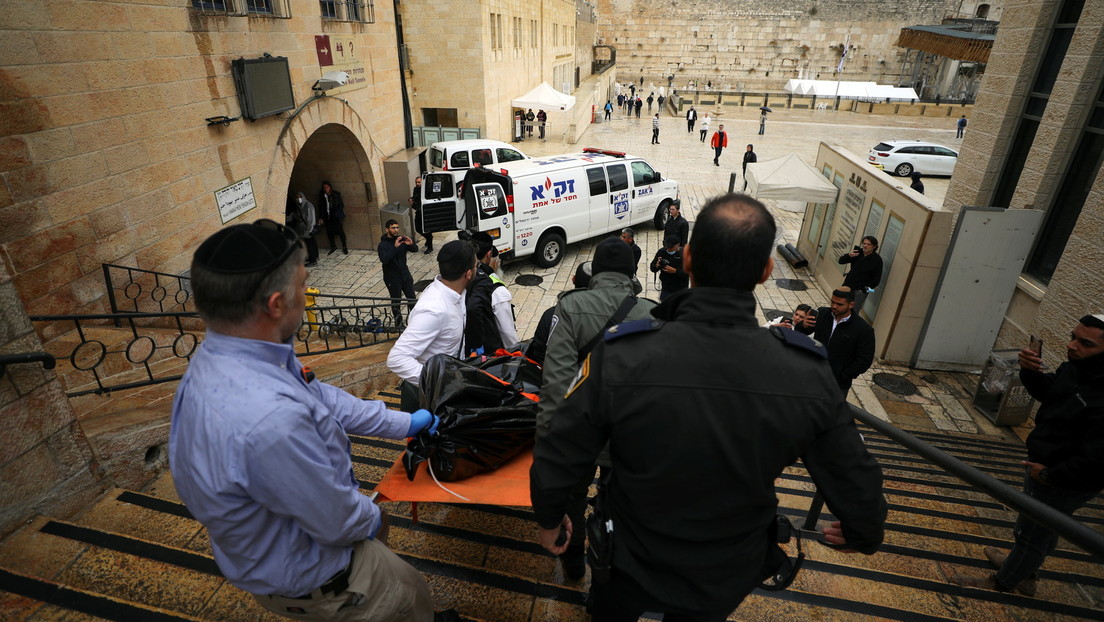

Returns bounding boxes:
[406,409,440,437]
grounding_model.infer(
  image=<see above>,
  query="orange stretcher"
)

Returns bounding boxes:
[374,448,534,521]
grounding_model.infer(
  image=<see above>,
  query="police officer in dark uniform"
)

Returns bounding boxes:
[531,193,887,621]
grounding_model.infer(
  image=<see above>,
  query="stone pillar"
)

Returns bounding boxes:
[0,265,107,538]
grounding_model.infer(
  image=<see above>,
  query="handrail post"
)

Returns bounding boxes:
[102,263,121,325]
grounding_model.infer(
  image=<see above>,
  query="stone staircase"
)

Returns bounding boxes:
[2,386,1103,621]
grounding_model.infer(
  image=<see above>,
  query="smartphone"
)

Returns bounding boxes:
[853,245,861,252]
[1028,335,1043,356]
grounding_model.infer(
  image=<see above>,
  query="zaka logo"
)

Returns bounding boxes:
[530,177,575,200]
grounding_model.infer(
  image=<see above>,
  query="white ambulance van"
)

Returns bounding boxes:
[418,148,679,267]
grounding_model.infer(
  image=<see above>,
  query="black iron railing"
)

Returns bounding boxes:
[801,405,1104,561]
[0,352,56,376]
[102,263,193,315]
[32,292,412,396]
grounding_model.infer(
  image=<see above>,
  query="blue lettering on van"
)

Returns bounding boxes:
[530,178,576,201]
[553,180,575,197]
[614,199,629,219]
[637,186,654,196]
[531,185,546,200]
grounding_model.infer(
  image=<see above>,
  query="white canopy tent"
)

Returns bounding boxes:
[511,81,576,111]
[746,153,840,204]
[783,79,918,101]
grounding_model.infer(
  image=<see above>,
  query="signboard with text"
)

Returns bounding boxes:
[214,178,257,224]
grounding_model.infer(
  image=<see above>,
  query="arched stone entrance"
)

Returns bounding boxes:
[285,123,379,252]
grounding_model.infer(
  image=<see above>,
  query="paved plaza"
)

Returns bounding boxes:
[306,103,1017,441]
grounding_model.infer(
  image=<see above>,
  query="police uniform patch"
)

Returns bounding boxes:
[770,326,828,359]
[564,353,591,399]
[603,318,665,342]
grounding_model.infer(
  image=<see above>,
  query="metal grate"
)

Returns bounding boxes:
[873,373,918,396]
[414,280,434,293]
[774,278,808,291]
[515,275,544,287]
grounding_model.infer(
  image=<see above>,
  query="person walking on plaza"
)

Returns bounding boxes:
[699,114,711,142]
[291,191,319,267]
[604,100,612,121]
[759,108,768,135]
[646,93,654,111]
[957,115,968,138]
[838,235,883,312]
[537,109,547,139]
[534,237,657,580]
[651,113,661,144]
[634,96,643,118]
[710,124,728,166]
[377,219,418,329]
[531,194,886,620]
[410,176,433,254]
[318,181,348,255]
[813,287,876,395]
[170,220,453,622]
[686,105,697,133]
[951,314,1104,596]
[742,144,757,190]
[387,241,476,410]
[657,94,665,109]
[650,233,689,301]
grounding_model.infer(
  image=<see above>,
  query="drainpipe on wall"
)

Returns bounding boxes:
[394,0,414,148]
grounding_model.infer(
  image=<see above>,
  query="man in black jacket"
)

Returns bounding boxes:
[838,236,883,313]
[464,232,517,355]
[650,233,688,301]
[318,181,348,255]
[663,202,689,248]
[813,287,876,394]
[952,314,1104,596]
[531,193,886,620]
[377,219,418,328]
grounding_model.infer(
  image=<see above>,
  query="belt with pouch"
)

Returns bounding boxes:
[284,550,355,600]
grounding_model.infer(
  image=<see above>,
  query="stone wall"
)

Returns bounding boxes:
[0,263,107,538]
[1,1,406,321]
[595,0,975,93]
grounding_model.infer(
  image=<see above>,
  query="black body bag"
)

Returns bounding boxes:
[402,353,540,482]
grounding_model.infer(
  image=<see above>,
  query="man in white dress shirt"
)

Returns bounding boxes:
[387,240,477,410]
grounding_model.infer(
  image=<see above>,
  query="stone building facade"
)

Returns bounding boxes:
[399,0,584,142]
[942,0,1104,367]
[0,0,409,534]
[595,0,1002,93]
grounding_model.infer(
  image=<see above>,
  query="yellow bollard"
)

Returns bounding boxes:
[305,287,320,331]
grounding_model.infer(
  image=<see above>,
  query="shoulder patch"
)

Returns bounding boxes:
[770,326,828,359]
[604,318,665,342]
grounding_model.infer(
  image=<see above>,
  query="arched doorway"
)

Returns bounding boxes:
[285,123,379,252]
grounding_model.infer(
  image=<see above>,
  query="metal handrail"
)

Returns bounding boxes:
[0,352,56,376]
[804,404,1104,561]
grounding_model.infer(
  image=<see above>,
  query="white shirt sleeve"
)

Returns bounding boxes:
[491,287,519,347]
[386,307,442,385]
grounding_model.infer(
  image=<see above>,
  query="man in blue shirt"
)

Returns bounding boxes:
[170,220,451,621]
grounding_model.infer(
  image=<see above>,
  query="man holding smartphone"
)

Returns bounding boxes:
[378,219,418,328]
[838,236,883,313]
[952,314,1104,595]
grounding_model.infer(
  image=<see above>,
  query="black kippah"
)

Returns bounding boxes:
[194,223,294,274]
[592,237,634,277]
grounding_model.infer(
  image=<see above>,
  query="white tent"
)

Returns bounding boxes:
[511,81,576,111]
[783,79,917,101]
[746,154,840,203]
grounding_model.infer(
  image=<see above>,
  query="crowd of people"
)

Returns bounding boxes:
[169,183,1102,622]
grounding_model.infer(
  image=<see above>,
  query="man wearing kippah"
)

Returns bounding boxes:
[535,237,657,581]
[952,314,1104,596]
[170,220,454,621]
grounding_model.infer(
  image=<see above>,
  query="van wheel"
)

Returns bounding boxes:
[654,200,672,230]
[533,232,566,268]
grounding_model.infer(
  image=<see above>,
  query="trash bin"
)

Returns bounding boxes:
[972,349,1035,425]
[380,202,414,239]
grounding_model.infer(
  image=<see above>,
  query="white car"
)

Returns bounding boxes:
[868,141,958,177]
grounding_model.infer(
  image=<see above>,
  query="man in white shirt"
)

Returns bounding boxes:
[387,241,477,409]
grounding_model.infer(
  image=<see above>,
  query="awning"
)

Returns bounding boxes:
[511,82,576,111]
[746,154,840,203]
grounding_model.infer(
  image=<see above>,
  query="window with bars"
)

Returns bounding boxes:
[530,20,537,49]
[513,16,521,49]
[320,0,374,22]
[490,12,502,50]
[190,0,290,17]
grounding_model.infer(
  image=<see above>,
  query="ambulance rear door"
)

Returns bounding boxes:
[465,180,514,256]
[418,172,464,232]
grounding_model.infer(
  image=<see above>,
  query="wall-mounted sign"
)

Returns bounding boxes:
[215,178,257,224]
[315,35,368,95]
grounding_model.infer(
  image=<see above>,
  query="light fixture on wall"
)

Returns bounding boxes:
[205,115,240,127]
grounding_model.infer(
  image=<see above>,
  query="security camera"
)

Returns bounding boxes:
[313,70,350,92]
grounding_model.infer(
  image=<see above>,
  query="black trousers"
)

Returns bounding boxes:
[326,219,347,251]
[591,568,741,622]
[385,276,415,325]
[651,128,659,144]
[304,235,319,262]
